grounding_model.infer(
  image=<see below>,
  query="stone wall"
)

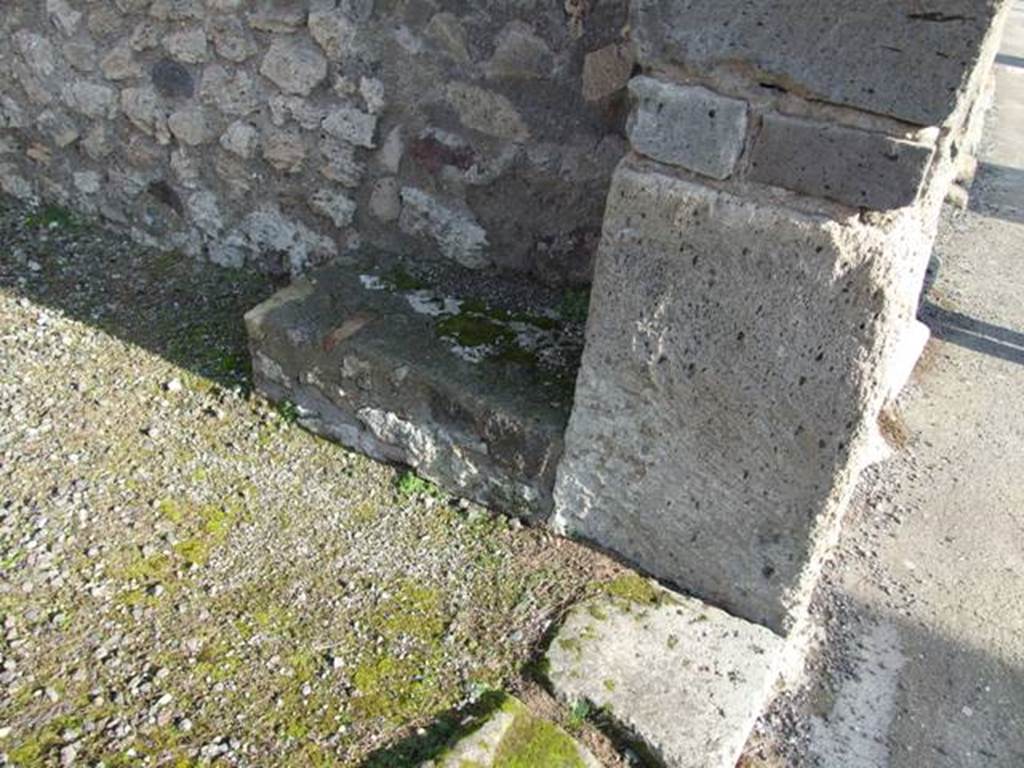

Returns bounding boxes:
[0,0,631,284]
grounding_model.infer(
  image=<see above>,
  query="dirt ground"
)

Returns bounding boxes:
[0,197,634,767]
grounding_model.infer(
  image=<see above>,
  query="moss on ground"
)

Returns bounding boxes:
[594,574,673,607]
[436,313,514,349]
[0,197,623,767]
[453,696,590,768]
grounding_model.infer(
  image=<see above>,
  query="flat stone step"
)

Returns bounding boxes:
[245,254,584,520]
[425,694,601,768]
[546,584,787,768]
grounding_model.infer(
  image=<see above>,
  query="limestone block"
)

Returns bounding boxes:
[445,83,530,142]
[46,0,83,36]
[627,77,748,180]
[308,9,357,59]
[167,106,212,146]
[163,27,208,64]
[748,113,936,210]
[199,66,260,116]
[249,0,308,33]
[82,124,113,159]
[259,37,327,96]
[121,87,169,141]
[73,171,102,195]
[369,177,400,222]
[61,81,118,119]
[100,46,142,80]
[553,161,932,633]
[261,130,306,173]
[14,31,57,79]
[62,41,97,73]
[319,137,365,187]
[425,12,471,64]
[631,0,1009,127]
[582,43,634,102]
[208,16,257,63]
[219,120,259,159]
[322,106,377,148]
[36,108,79,148]
[485,21,554,80]
[547,589,786,768]
[149,0,203,21]
[309,187,357,228]
[399,187,489,269]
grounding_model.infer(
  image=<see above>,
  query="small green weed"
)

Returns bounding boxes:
[277,400,300,424]
[559,289,591,324]
[24,204,78,230]
[565,699,591,734]
[395,470,440,499]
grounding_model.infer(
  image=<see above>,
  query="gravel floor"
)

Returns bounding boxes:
[0,198,625,767]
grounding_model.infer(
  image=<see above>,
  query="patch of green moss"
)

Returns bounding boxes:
[351,580,452,722]
[372,580,448,642]
[7,714,85,765]
[24,203,79,230]
[559,289,590,324]
[492,698,589,768]
[492,346,540,367]
[351,652,446,722]
[396,470,441,500]
[596,574,671,606]
[436,314,513,348]
[348,499,380,525]
[276,400,301,424]
[383,266,426,292]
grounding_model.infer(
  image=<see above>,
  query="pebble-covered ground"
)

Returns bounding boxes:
[0,198,626,767]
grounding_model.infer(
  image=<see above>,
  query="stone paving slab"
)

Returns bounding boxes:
[547,588,786,768]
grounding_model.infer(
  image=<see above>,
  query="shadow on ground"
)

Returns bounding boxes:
[969,162,1024,226]
[0,199,283,394]
[920,302,1024,366]
[802,591,1024,768]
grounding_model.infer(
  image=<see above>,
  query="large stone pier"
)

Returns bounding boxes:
[554,0,1010,633]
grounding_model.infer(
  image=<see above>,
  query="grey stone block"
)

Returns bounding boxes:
[246,259,583,520]
[627,76,748,180]
[547,588,786,768]
[631,0,1008,127]
[554,161,932,633]
[747,113,936,210]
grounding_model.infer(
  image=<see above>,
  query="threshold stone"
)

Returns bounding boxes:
[245,255,583,520]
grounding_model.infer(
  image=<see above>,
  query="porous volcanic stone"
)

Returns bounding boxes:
[627,76,748,180]
[151,58,194,98]
[631,0,1007,126]
[748,112,936,210]
[554,160,932,633]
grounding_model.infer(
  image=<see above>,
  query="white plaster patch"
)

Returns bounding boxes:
[405,290,461,317]
[359,274,386,291]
